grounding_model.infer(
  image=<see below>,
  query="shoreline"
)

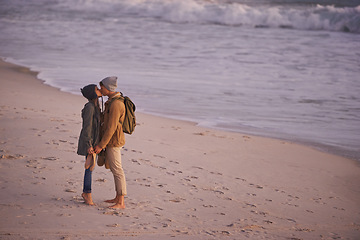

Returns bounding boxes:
[1,59,359,239]
[145,108,360,162]
[1,57,358,162]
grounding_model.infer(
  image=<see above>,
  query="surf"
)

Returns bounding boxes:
[57,0,360,33]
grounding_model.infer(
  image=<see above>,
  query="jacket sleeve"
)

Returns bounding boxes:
[98,100,121,149]
[80,103,94,151]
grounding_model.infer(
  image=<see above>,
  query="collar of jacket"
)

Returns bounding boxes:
[108,92,121,100]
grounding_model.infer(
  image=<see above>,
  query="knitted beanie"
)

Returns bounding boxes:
[100,76,117,92]
[81,84,98,100]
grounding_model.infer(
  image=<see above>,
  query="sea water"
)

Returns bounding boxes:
[0,0,359,160]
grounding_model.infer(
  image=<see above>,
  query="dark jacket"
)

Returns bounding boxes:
[77,101,100,156]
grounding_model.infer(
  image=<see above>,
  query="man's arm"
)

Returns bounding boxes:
[95,100,122,152]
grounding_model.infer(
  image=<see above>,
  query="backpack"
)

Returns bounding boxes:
[108,93,136,134]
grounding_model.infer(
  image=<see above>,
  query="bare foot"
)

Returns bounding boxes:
[104,198,117,203]
[82,193,95,206]
[109,203,125,209]
[105,195,125,209]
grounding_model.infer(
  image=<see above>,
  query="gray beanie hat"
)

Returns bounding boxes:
[100,76,117,92]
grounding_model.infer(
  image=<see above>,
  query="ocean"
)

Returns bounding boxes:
[0,0,359,160]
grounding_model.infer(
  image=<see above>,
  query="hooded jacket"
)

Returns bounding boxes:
[77,101,101,156]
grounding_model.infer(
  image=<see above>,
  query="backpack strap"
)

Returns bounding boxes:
[106,95,124,113]
[106,95,125,126]
[105,93,136,134]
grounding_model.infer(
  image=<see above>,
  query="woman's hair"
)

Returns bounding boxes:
[92,97,101,112]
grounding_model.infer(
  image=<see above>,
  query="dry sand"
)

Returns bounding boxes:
[0,59,359,239]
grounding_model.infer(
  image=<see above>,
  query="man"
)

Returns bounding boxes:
[94,76,127,209]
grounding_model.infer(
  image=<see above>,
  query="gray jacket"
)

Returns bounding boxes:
[77,101,100,156]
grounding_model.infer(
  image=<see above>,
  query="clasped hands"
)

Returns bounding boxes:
[87,145,103,154]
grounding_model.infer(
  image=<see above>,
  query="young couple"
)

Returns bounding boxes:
[77,76,127,209]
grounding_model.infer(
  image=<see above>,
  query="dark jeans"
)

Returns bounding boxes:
[83,167,92,193]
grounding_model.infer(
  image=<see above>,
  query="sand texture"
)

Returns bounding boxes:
[0,59,359,239]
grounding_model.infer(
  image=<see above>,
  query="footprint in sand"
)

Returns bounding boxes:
[235,177,247,182]
[193,132,208,136]
[333,206,345,211]
[283,202,299,207]
[192,166,204,170]
[65,189,76,193]
[106,223,120,227]
[129,149,143,154]
[274,189,286,194]
[131,159,141,165]
[294,227,314,232]
[203,204,215,208]
[287,194,299,199]
[169,197,185,203]
[95,178,107,182]
[57,213,72,217]
[0,153,24,159]
[62,166,73,170]
[287,218,297,223]
[242,136,251,141]
[50,118,64,122]
[103,211,123,217]
[249,183,263,189]
[311,197,327,205]
[245,203,257,208]
[52,197,65,202]
[41,156,58,161]
[250,210,268,216]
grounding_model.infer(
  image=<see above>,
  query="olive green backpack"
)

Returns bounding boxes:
[107,93,136,135]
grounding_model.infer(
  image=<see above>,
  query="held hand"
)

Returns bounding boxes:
[94,145,103,154]
[87,147,94,154]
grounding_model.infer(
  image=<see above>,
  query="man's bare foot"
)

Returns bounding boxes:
[82,192,95,205]
[105,195,125,209]
[109,203,125,209]
[104,198,117,203]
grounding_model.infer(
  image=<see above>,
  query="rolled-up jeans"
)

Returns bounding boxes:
[106,147,127,196]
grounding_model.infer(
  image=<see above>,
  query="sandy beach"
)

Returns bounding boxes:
[0,59,359,239]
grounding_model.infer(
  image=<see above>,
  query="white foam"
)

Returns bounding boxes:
[57,0,360,33]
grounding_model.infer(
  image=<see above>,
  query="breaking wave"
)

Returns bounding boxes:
[59,0,360,33]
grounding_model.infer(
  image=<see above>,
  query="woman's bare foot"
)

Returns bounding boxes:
[82,192,95,205]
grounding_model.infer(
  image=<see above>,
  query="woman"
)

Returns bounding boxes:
[77,84,102,205]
